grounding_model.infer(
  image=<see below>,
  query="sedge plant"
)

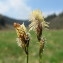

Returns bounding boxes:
[29,10,49,63]
[14,10,49,63]
[14,23,30,63]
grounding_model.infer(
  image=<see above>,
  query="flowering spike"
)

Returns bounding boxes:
[29,10,49,32]
[14,23,30,55]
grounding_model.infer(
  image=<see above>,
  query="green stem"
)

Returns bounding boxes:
[39,52,42,63]
[27,46,28,63]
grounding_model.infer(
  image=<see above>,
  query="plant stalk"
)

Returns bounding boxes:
[39,39,45,63]
[39,50,43,63]
[27,46,28,63]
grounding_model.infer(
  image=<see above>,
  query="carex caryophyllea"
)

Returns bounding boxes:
[14,23,30,54]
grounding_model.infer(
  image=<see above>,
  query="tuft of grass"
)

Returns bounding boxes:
[0,30,63,63]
